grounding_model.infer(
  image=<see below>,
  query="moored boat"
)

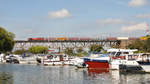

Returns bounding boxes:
[42,54,71,66]
[85,49,137,70]
[136,53,150,72]
[84,53,110,69]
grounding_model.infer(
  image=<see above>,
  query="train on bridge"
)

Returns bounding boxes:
[28,37,139,41]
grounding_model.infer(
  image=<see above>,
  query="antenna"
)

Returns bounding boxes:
[146,23,149,35]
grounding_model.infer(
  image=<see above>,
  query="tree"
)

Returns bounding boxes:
[127,38,150,53]
[64,47,75,56]
[28,45,48,54]
[127,40,145,50]
[13,49,28,55]
[75,47,88,57]
[89,44,103,53]
[0,27,15,53]
[76,47,83,53]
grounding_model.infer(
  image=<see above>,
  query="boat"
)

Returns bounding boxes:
[109,49,138,70]
[0,53,5,63]
[136,53,150,72]
[71,57,87,68]
[5,54,20,64]
[73,52,102,68]
[42,54,71,66]
[84,49,137,70]
[110,54,142,71]
[84,53,110,69]
[18,55,38,64]
[111,53,150,72]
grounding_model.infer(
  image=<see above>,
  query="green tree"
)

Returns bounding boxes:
[89,44,103,53]
[76,47,83,53]
[127,38,150,53]
[127,40,145,51]
[13,49,28,55]
[28,45,48,54]
[0,27,15,53]
[64,47,75,56]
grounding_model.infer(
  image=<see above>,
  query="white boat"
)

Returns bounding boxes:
[71,57,88,68]
[109,49,139,70]
[42,54,70,66]
[73,52,102,68]
[136,53,150,72]
[0,53,5,63]
[110,52,150,72]
[11,54,38,64]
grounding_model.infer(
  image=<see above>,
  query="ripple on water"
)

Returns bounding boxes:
[0,64,150,84]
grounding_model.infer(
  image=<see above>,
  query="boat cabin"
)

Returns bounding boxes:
[107,49,137,59]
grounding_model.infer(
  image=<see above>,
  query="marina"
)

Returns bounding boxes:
[1,0,150,83]
[1,48,150,73]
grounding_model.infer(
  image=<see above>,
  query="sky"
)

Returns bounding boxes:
[0,0,150,40]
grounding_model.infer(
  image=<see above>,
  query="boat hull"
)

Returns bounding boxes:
[137,61,150,72]
[85,60,109,69]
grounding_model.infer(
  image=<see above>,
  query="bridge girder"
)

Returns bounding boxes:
[13,40,120,51]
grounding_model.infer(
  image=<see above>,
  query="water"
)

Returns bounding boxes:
[0,64,150,84]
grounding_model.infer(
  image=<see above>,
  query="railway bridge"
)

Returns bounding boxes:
[13,40,122,51]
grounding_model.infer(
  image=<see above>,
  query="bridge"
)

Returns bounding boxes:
[13,40,121,51]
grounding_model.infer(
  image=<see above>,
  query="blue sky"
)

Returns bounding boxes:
[0,0,150,40]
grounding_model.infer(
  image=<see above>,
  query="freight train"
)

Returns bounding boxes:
[28,37,92,41]
[27,37,139,41]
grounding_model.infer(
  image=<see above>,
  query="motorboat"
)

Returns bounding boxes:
[136,53,150,72]
[84,53,110,69]
[84,49,138,70]
[109,49,139,70]
[42,54,70,66]
[72,52,102,68]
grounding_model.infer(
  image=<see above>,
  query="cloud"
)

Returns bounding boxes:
[129,0,148,7]
[121,22,149,32]
[98,18,123,24]
[97,18,137,25]
[48,9,71,19]
[136,13,150,18]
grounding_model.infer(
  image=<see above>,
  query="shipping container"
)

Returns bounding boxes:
[56,37,67,40]
[45,38,57,41]
[106,37,117,40]
[79,37,91,41]
[28,38,44,41]
[68,37,79,40]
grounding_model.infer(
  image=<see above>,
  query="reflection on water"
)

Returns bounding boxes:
[0,72,13,84]
[0,64,150,84]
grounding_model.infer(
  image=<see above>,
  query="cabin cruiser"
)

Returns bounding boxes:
[136,53,150,72]
[109,49,138,70]
[71,57,88,68]
[42,54,70,66]
[111,53,150,72]
[84,49,137,70]
[18,54,38,64]
[84,53,110,69]
[110,54,141,70]
[72,52,102,68]
[5,54,20,64]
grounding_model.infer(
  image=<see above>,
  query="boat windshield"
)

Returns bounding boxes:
[116,52,121,56]
[99,53,110,57]
[108,52,116,56]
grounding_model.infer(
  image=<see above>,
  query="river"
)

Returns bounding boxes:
[0,64,150,84]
